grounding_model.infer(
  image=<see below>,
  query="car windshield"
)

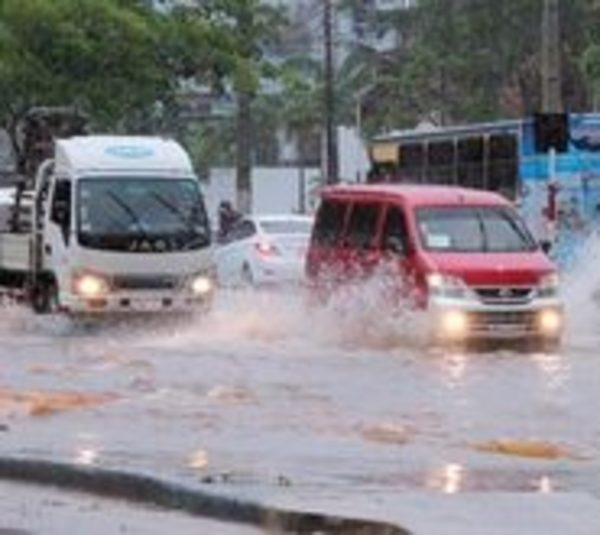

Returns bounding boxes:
[417,206,537,253]
[259,219,312,235]
[78,177,210,252]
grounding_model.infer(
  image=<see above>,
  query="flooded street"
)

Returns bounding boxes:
[0,252,600,532]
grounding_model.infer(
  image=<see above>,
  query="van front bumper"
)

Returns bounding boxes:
[428,296,564,343]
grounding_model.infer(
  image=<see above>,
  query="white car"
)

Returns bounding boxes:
[215,214,313,286]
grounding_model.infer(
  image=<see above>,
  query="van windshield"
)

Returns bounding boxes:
[77,177,210,252]
[417,206,537,253]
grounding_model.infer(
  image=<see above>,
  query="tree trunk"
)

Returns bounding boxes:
[236,90,253,214]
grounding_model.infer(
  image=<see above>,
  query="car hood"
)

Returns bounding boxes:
[423,251,555,286]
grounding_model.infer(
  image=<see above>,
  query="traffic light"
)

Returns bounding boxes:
[534,112,569,153]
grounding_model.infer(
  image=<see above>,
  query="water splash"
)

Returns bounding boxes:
[561,231,600,345]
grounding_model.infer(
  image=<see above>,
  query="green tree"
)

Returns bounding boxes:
[189,0,286,213]
[0,0,233,164]
[347,0,593,134]
[0,1,165,130]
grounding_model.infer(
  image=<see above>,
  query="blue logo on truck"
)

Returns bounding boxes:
[105,145,154,158]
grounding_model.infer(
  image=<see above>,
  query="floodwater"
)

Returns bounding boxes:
[1,238,600,532]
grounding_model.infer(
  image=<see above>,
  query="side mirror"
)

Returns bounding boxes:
[540,240,552,254]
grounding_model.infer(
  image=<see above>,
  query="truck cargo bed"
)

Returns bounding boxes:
[0,233,31,272]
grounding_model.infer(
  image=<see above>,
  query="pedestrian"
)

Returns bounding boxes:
[217,200,241,242]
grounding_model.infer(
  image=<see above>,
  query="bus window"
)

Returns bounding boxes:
[489,134,518,199]
[427,141,455,185]
[458,137,484,189]
[398,142,425,183]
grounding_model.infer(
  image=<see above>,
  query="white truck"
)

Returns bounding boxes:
[0,135,215,314]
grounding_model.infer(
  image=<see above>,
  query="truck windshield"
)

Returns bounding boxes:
[417,206,537,253]
[77,177,210,252]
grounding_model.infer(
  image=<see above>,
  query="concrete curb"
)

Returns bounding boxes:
[0,457,409,534]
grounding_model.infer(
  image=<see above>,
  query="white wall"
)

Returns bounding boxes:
[337,126,370,183]
[202,167,322,225]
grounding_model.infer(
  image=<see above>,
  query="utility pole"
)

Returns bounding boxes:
[540,0,563,242]
[235,6,254,215]
[324,0,339,184]
[541,0,562,113]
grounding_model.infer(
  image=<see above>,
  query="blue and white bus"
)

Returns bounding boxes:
[368,113,600,267]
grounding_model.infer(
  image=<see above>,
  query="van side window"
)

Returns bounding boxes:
[314,201,347,246]
[346,203,380,250]
[382,206,409,255]
[50,179,71,242]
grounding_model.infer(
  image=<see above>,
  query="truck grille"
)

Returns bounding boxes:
[112,274,180,291]
[474,287,533,305]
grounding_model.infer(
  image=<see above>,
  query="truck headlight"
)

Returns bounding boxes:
[537,273,560,298]
[190,274,213,295]
[73,273,110,298]
[427,273,472,300]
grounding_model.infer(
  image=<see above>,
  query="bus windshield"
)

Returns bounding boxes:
[78,177,210,252]
[417,206,537,253]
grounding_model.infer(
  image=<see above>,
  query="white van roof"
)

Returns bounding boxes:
[54,136,194,177]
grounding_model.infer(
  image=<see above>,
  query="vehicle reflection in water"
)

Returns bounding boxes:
[440,352,469,387]
[73,433,101,466]
[537,475,555,494]
[531,351,570,393]
[187,449,209,471]
[426,462,464,494]
[424,464,561,494]
[74,447,100,466]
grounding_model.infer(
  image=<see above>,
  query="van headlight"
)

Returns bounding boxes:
[73,273,110,298]
[190,274,214,295]
[537,308,563,336]
[537,273,559,298]
[427,273,473,300]
[440,309,469,339]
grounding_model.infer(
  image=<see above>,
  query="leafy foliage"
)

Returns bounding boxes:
[353,0,596,134]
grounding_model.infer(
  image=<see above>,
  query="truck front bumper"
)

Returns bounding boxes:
[59,290,213,315]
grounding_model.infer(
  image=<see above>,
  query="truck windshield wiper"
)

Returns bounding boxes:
[150,192,209,246]
[105,190,148,236]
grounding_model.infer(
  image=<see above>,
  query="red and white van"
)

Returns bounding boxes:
[306,184,563,344]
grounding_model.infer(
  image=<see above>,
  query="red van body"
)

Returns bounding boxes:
[306,184,563,343]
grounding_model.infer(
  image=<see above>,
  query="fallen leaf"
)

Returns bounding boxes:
[0,389,118,417]
[359,422,414,445]
[473,439,575,460]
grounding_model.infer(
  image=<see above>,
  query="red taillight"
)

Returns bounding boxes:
[255,241,280,256]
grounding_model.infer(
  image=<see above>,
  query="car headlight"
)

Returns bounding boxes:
[426,273,472,300]
[190,274,214,295]
[537,273,559,298]
[73,273,110,298]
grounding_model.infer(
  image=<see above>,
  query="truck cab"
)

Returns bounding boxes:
[0,136,215,314]
[306,184,564,345]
